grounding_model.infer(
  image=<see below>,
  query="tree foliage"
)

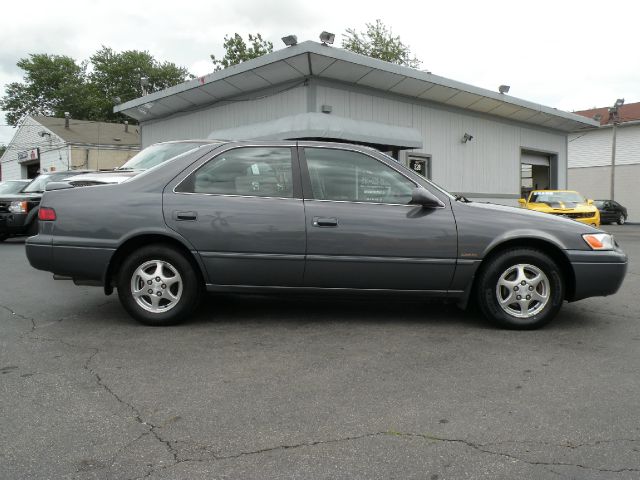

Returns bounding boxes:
[342,20,421,68]
[211,33,273,71]
[89,46,191,122]
[0,48,192,126]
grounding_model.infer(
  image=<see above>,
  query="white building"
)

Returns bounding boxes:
[114,41,597,205]
[0,115,140,180]
[568,102,640,222]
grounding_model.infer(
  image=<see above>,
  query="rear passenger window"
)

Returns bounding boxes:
[178,147,293,198]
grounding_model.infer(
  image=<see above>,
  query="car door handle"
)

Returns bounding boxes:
[174,211,198,221]
[312,216,338,227]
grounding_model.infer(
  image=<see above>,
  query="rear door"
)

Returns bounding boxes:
[164,144,306,287]
[300,146,457,291]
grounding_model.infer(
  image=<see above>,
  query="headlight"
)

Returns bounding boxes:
[8,200,28,213]
[582,233,615,250]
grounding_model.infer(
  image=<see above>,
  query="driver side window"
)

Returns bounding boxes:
[304,148,415,204]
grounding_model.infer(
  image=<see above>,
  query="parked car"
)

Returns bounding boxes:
[63,140,218,187]
[0,170,94,241]
[0,179,30,194]
[519,190,600,227]
[594,200,628,225]
[26,141,627,329]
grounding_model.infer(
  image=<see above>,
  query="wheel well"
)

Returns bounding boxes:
[470,239,576,302]
[104,234,205,295]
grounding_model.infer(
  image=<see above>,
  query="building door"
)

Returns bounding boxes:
[521,152,551,198]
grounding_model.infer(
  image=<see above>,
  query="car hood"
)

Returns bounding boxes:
[65,170,141,185]
[525,202,597,213]
[462,200,599,231]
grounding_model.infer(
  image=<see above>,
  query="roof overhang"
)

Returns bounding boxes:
[115,41,599,133]
[207,112,423,148]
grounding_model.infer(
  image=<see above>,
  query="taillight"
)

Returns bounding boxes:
[38,207,57,221]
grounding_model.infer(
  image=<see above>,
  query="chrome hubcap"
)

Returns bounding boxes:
[131,260,183,314]
[496,264,550,319]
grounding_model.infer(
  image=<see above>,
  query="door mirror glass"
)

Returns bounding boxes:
[410,188,444,208]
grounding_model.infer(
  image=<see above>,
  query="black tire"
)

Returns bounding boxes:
[117,244,202,326]
[617,214,626,225]
[475,248,564,330]
[0,234,8,242]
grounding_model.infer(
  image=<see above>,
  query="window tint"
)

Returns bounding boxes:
[305,148,415,204]
[179,147,293,198]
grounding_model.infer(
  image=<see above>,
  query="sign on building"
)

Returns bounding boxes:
[17,148,40,163]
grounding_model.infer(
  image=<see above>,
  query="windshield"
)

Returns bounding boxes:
[118,142,211,171]
[594,200,605,208]
[530,191,585,204]
[0,181,27,194]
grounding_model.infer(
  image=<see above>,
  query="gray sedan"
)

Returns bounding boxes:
[26,141,627,329]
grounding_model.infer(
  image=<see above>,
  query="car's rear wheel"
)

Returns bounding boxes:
[476,248,564,329]
[117,244,202,326]
[617,214,626,225]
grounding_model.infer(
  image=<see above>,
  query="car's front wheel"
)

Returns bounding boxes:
[476,248,564,329]
[117,244,202,326]
[617,214,626,225]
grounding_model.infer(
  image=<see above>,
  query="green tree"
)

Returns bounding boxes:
[0,48,192,126]
[0,54,92,126]
[211,33,273,71]
[342,20,421,68]
[89,46,192,122]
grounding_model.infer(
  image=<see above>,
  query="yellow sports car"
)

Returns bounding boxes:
[519,190,600,227]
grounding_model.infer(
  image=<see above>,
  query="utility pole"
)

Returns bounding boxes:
[608,98,624,201]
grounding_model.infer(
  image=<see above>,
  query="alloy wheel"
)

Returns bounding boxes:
[496,263,550,319]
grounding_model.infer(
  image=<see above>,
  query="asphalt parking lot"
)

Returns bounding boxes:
[1,224,639,480]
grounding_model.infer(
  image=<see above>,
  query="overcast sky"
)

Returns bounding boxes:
[1,0,638,144]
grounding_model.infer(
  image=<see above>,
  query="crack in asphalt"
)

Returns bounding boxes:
[146,431,640,479]
[0,303,36,330]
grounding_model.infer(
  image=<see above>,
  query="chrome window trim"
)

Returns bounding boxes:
[173,191,302,202]
[172,143,298,196]
[304,198,445,209]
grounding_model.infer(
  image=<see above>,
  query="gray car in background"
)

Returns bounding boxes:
[26,141,627,329]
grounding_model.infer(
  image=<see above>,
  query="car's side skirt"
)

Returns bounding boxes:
[205,283,464,298]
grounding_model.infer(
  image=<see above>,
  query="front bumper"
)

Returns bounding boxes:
[0,212,29,235]
[566,248,627,301]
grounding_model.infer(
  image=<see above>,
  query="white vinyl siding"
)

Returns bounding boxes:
[140,84,308,147]
[569,124,640,168]
[315,83,567,195]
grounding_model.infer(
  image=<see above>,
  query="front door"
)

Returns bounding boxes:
[300,146,457,291]
[164,145,306,287]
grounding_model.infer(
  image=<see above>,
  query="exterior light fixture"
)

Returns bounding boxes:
[319,31,335,45]
[281,35,298,46]
[593,113,602,122]
[498,85,510,94]
[461,133,474,143]
[614,98,625,108]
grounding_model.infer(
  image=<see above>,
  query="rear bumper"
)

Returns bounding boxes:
[566,249,628,301]
[26,236,113,283]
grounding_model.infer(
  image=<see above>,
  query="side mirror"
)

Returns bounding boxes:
[518,198,526,206]
[45,182,73,192]
[587,199,594,205]
[410,188,444,208]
